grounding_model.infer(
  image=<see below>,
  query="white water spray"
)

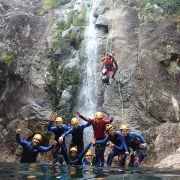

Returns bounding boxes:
[76,0,99,142]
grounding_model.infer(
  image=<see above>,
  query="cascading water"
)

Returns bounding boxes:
[76,0,99,143]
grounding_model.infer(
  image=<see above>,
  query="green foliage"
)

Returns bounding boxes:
[167,64,176,75]
[44,61,79,113]
[23,0,31,4]
[43,0,60,10]
[140,0,180,16]
[44,1,87,116]
[73,3,87,27]
[45,37,71,59]
[64,11,74,30]
[0,53,13,67]
[149,0,180,15]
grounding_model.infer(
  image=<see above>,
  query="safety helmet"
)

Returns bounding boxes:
[105,124,114,132]
[119,125,130,130]
[94,112,103,119]
[71,118,79,125]
[70,147,78,152]
[107,53,112,57]
[85,150,93,156]
[33,134,42,141]
[55,117,63,123]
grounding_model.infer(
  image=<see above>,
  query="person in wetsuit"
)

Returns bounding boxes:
[76,111,114,166]
[95,124,129,167]
[119,125,147,167]
[48,114,69,163]
[16,129,56,163]
[82,149,96,166]
[61,140,94,165]
[58,117,91,153]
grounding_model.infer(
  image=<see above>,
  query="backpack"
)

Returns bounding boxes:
[101,74,109,84]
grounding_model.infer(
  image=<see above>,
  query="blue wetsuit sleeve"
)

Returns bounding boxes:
[96,136,109,144]
[39,145,54,152]
[81,122,91,129]
[78,143,91,160]
[115,132,128,152]
[61,127,74,138]
[131,132,146,143]
[16,134,29,147]
[48,122,57,132]
[63,124,69,131]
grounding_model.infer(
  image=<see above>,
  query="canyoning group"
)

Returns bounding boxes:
[16,110,147,167]
[16,51,147,167]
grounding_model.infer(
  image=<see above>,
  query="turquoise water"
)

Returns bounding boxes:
[1,163,180,179]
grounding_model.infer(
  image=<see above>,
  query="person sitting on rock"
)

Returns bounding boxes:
[94,124,129,167]
[58,117,91,153]
[119,125,147,167]
[16,129,56,163]
[48,114,70,164]
[76,111,114,167]
[101,51,118,79]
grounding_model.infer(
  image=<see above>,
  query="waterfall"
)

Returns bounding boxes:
[76,0,99,143]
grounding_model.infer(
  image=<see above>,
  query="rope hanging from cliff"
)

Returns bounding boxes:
[105,0,115,54]
[117,69,124,124]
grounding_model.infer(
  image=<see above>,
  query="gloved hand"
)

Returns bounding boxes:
[58,137,63,144]
[110,117,114,121]
[76,111,81,116]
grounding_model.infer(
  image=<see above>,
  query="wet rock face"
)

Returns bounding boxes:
[94,0,180,167]
[0,0,51,161]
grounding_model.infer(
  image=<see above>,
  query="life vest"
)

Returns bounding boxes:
[104,56,113,68]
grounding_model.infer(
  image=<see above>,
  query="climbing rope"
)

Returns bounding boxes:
[104,0,125,123]
[117,69,124,124]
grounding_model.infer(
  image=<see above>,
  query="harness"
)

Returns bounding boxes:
[104,56,113,69]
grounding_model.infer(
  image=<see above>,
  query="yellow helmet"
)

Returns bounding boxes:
[33,134,42,141]
[70,147,78,152]
[119,125,130,130]
[105,124,114,132]
[85,150,93,156]
[94,112,103,119]
[71,118,79,125]
[55,117,63,123]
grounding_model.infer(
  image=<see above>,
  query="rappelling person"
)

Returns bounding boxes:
[101,51,118,79]
[58,117,91,153]
[61,140,94,165]
[16,129,56,163]
[94,124,129,167]
[119,125,148,167]
[48,114,69,164]
[76,111,114,166]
